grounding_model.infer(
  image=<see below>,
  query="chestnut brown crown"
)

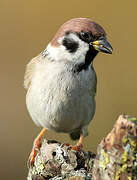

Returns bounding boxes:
[51,18,106,46]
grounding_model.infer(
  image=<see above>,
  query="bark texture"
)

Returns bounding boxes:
[27,115,137,180]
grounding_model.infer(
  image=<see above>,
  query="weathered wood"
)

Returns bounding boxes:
[92,115,137,180]
[27,115,137,180]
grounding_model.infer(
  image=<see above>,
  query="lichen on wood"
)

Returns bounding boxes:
[92,115,137,180]
[27,115,137,180]
[27,140,95,180]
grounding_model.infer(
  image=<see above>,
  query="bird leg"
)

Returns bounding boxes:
[65,134,84,151]
[28,128,46,167]
[76,134,84,147]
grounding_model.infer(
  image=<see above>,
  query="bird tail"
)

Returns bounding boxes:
[69,131,80,140]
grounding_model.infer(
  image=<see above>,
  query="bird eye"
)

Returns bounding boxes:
[80,32,90,40]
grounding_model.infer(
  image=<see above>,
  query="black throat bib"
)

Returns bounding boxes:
[73,46,98,73]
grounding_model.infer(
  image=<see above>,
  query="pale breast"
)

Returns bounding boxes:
[26,59,96,133]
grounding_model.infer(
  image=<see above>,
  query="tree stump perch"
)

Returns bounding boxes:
[27,115,137,180]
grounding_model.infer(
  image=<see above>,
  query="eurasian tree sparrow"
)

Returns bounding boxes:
[24,18,113,165]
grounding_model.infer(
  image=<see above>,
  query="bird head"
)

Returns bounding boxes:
[45,18,113,69]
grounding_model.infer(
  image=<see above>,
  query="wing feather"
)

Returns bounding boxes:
[24,54,41,89]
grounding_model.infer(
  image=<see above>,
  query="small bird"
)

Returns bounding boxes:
[24,18,113,165]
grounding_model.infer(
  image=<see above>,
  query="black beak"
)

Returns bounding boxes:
[90,38,113,54]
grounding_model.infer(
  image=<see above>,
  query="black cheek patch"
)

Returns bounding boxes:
[62,38,79,53]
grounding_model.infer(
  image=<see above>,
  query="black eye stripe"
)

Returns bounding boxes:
[81,32,90,39]
[78,31,93,43]
[78,32,104,43]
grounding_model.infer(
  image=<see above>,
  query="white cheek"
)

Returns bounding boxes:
[45,33,89,62]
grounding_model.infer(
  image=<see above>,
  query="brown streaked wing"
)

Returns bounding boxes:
[24,54,41,89]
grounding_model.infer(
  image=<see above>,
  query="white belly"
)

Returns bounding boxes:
[26,61,96,133]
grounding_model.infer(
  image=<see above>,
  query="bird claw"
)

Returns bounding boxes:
[27,148,36,167]
[63,143,71,147]
[69,144,83,151]
[27,139,42,167]
[63,143,83,151]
